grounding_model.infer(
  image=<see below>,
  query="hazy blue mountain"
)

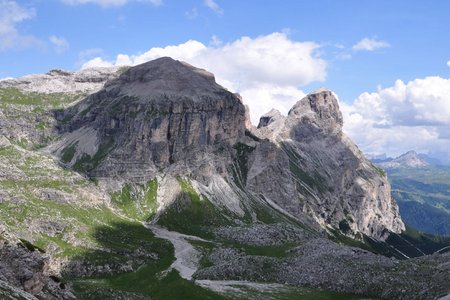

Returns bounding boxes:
[372,151,450,236]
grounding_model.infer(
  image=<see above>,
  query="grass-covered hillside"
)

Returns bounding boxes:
[387,166,450,236]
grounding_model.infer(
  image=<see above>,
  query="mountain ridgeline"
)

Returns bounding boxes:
[51,57,403,240]
[0,57,449,300]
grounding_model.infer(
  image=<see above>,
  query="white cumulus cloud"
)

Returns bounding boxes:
[204,0,223,14]
[49,35,69,53]
[352,38,390,51]
[61,0,162,7]
[81,32,326,124]
[0,0,40,50]
[342,76,450,162]
[82,57,114,68]
[447,60,450,67]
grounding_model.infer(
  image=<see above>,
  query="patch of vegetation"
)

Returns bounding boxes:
[35,122,47,130]
[190,240,216,269]
[18,238,46,253]
[73,139,114,173]
[71,221,226,300]
[157,178,233,238]
[397,201,450,236]
[338,219,352,234]
[328,229,377,252]
[370,163,386,177]
[387,166,450,236]
[111,180,158,221]
[0,146,21,159]
[231,142,255,188]
[12,138,29,150]
[385,226,450,256]
[0,87,77,108]
[117,66,130,74]
[330,223,450,259]
[61,143,77,163]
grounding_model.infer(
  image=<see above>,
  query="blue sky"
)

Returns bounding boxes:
[1,0,450,160]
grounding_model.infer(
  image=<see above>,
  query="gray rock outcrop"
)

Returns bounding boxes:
[52,57,246,181]
[0,67,119,94]
[250,89,405,239]
[0,234,74,299]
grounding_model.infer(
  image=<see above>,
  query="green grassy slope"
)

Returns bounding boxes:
[386,166,450,236]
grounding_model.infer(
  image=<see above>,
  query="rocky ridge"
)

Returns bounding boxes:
[250,89,404,239]
[48,57,402,240]
[0,67,120,94]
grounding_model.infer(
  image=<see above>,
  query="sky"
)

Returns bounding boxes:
[1,0,450,161]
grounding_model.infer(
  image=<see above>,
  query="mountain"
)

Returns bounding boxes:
[377,150,429,169]
[50,57,403,239]
[370,150,450,236]
[0,58,449,300]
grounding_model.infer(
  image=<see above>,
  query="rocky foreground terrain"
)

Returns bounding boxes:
[0,57,449,299]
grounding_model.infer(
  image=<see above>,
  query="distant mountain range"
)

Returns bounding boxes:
[371,151,444,168]
[371,151,450,236]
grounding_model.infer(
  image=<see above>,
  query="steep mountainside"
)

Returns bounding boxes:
[49,58,245,182]
[251,89,404,239]
[0,58,449,300]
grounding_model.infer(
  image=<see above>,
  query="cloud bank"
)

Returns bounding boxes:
[342,76,450,162]
[81,32,326,123]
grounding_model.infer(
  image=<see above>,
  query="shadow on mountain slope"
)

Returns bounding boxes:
[63,221,227,300]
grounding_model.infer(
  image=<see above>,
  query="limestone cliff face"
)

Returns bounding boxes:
[251,89,405,239]
[52,57,246,181]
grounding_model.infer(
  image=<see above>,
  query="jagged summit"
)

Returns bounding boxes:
[311,87,332,94]
[104,57,223,100]
[284,89,343,140]
[252,89,404,239]
[257,108,283,128]
[289,89,342,124]
[378,150,429,169]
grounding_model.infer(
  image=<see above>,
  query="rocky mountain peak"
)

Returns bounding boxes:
[52,57,246,181]
[288,89,343,132]
[399,150,417,158]
[378,150,429,169]
[105,57,223,101]
[257,108,283,128]
[252,88,404,239]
